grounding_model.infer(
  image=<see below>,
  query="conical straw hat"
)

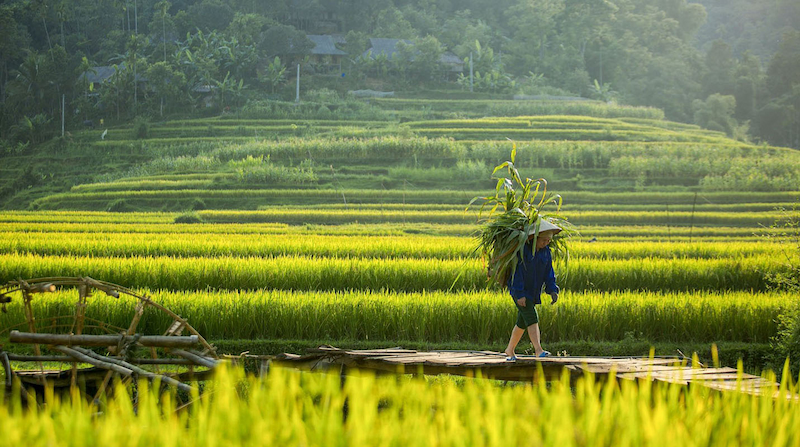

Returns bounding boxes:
[528,218,562,236]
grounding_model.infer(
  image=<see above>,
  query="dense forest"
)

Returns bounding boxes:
[0,0,798,149]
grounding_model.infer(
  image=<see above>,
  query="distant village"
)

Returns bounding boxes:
[82,36,465,102]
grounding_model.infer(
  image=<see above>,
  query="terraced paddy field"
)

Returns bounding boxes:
[1,203,797,372]
[2,101,799,447]
[1,98,798,377]
[5,99,799,212]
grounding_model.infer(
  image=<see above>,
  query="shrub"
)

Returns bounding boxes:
[316,105,332,117]
[132,117,150,139]
[106,198,129,212]
[174,212,203,223]
[191,198,206,210]
[774,304,800,378]
[765,205,800,374]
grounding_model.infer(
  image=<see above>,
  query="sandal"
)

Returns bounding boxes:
[538,351,551,357]
[505,355,517,361]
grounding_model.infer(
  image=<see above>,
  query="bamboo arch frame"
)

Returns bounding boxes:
[0,276,218,395]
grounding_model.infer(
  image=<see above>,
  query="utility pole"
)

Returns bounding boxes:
[162,4,167,62]
[133,0,138,112]
[161,1,167,117]
[296,64,300,103]
[469,52,473,93]
[61,94,65,138]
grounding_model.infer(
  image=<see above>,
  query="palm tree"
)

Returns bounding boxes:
[56,1,68,50]
[7,50,51,114]
[155,1,171,62]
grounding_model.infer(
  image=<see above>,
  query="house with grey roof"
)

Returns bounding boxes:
[361,38,411,61]
[361,38,464,74]
[79,65,124,92]
[307,34,348,72]
[439,51,465,73]
[78,64,148,95]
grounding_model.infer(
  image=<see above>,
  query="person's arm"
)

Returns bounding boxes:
[543,256,559,304]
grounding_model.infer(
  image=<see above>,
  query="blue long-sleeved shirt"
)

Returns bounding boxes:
[507,244,559,305]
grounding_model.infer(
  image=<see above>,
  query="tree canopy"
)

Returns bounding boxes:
[0,0,797,148]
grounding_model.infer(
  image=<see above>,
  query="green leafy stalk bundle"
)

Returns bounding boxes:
[469,144,573,287]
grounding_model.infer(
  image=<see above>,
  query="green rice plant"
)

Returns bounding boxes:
[197,208,482,225]
[405,116,645,129]
[369,97,666,119]
[209,136,466,163]
[468,140,795,171]
[0,289,790,343]
[0,230,785,261]
[0,210,789,243]
[486,101,667,119]
[32,193,783,225]
[228,155,317,184]
[0,252,784,292]
[0,211,174,224]
[573,225,781,241]
[1,364,799,447]
[564,202,800,212]
[567,210,783,227]
[0,252,484,292]
[70,179,215,192]
[412,127,733,143]
[0,231,474,260]
[140,125,386,140]
[195,207,782,227]
[34,177,800,210]
[167,118,390,127]
[609,155,800,191]
[148,155,221,172]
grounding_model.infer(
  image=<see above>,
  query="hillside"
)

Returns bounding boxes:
[2,96,800,375]
[2,98,798,213]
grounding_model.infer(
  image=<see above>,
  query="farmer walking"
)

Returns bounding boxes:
[503,219,562,360]
[469,149,571,361]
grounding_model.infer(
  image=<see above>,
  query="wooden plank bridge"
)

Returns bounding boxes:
[254,346,787,397]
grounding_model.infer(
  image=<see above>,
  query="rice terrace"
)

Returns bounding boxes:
[2,0,800,445]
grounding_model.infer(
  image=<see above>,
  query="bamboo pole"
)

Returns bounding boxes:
[170,349,218,369]
[93,370,115,401]
[53,346,133,377]
[10,331,199,348]
[3,277,218,358]
[6,354,197,365]
[71,347,193,393]
[21,289,41,358]
[127,300,146,335]
[2,351,12,388]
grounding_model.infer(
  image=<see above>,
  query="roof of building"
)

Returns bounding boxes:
[307,35,348,56]
[440,51,464,65]
[80,65,123,84]
[362,38,413,60]
[362,39,464,68]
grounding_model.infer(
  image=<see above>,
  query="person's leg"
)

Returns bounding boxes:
[504,325,525,357]
[527,323,544,356]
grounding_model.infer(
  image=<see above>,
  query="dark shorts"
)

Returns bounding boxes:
[513,297,539,328]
